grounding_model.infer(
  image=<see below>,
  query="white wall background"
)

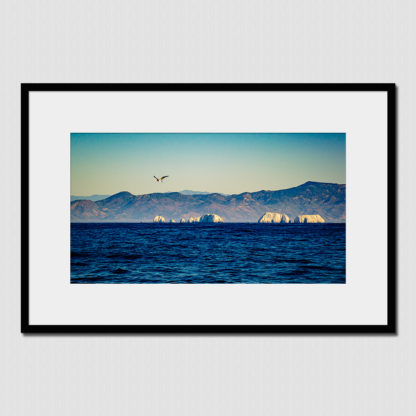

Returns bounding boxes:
[0,1,413,415]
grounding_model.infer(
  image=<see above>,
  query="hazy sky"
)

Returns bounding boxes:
[71,133,345,195]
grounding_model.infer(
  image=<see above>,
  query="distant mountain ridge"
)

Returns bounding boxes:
[176,190,213,195]
[70,194,110,202]
[71,181,346,223]
[70,190,215,201]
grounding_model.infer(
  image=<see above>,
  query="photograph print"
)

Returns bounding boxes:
[71,132,346,284]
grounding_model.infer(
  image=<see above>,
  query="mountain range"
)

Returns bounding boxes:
[70,194,110,202]
[170,190,212,196]
[70,190,214,202]
[71,181,346,223]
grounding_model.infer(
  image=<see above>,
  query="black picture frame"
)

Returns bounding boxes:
[21,83,397,334]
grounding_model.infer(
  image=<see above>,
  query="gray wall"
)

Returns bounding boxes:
[1,1,414,415]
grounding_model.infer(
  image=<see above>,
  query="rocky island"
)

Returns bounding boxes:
[153,214,224,223]
[199,214,224,223]
[188,216,200,223]
[153,212,325,224]
[153,216,165,223]
[258,212,290,223]
[258,212,325,223]
[293,214,325,223]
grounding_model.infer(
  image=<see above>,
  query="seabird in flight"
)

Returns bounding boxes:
[154,175,169,183]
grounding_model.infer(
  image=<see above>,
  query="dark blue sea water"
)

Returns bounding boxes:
[71,223,345,284]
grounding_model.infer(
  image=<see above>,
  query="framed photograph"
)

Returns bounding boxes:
[21,83,396,333]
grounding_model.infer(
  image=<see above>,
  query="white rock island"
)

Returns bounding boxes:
[188,216,200,223]
[199,214,224,223]
[258,212,290,223]
[293,214,325,223]
[153,215,166,223]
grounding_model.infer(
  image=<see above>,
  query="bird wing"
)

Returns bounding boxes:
[160,176,169,181]
[153,176,159,180]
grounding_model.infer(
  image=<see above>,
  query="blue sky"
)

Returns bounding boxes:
[71,133,346,195]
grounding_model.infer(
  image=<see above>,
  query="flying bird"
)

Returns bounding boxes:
[154,175,169,183]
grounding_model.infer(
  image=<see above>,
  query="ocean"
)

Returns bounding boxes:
[71,223,345,284]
